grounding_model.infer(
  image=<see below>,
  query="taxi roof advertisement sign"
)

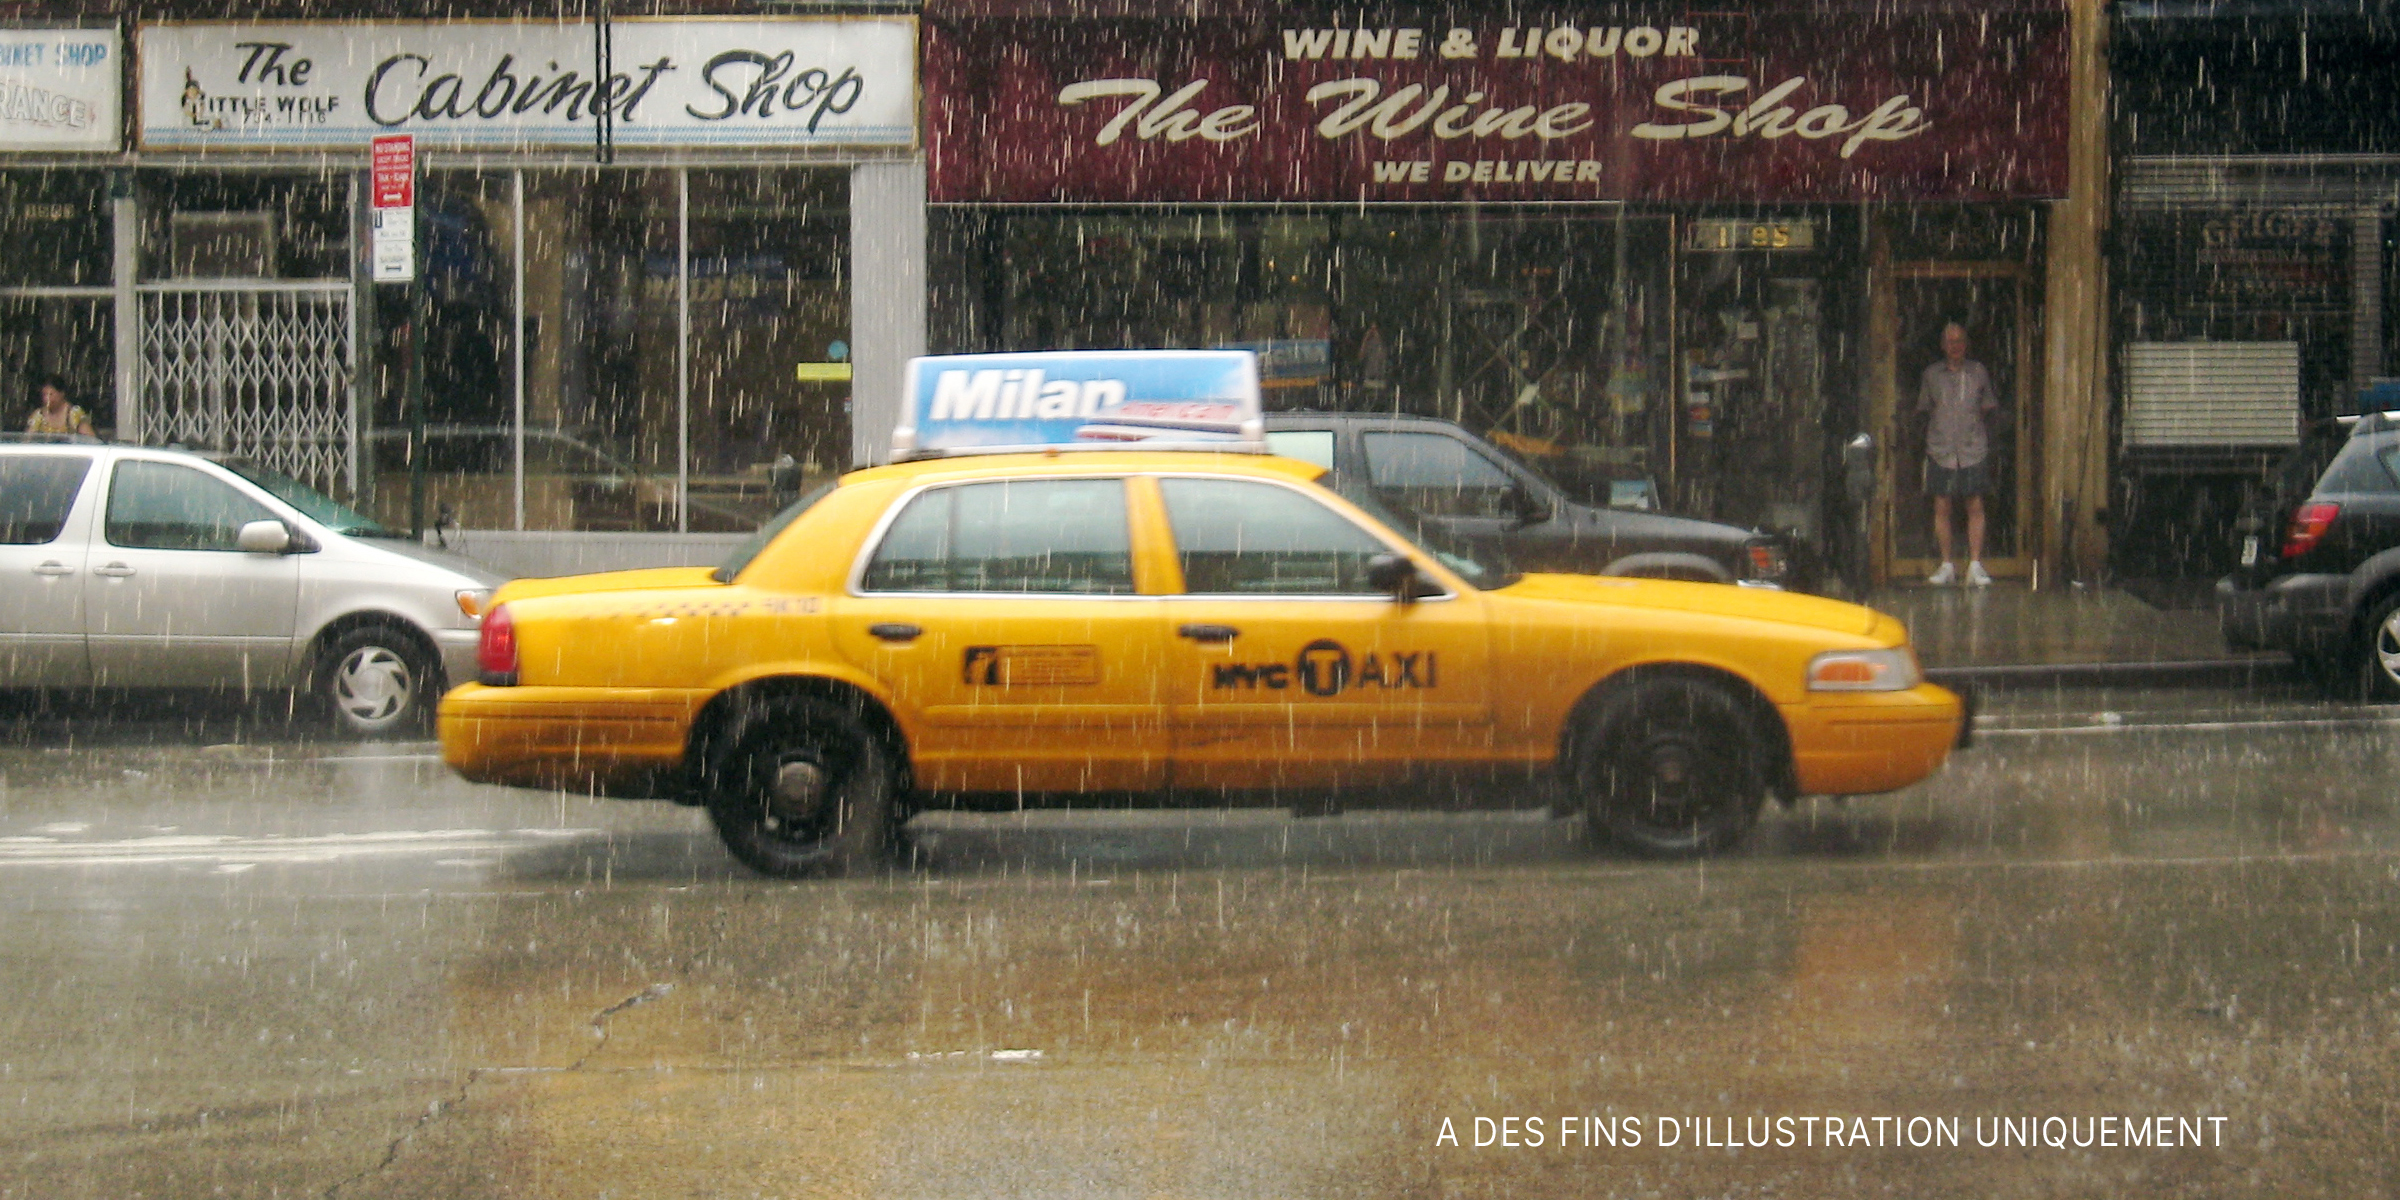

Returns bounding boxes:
[895,350,1264,458]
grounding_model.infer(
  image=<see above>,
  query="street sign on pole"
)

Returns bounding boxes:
[370,134,415,283]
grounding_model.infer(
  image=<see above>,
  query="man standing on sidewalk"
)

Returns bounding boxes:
[1920,322,2001,586]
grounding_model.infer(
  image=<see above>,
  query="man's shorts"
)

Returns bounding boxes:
[1926,460,1991,498]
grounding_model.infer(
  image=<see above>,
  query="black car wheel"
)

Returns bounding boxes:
[2361,594,2400,702]
[318,625,437,739]
[706,696,900,878]
[1574,676,1768,857]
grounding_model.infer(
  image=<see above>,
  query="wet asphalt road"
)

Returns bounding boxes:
[2,685,2397,1199]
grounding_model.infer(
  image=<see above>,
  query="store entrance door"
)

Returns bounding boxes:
[1870,263,2035,584]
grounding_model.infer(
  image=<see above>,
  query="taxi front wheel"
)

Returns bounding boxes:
[1575,677,1768,858]
[705,697,899,878]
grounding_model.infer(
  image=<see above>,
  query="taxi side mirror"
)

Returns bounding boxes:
[1366,552,1431,604]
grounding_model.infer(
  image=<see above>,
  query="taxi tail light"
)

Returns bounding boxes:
[477,603,519,686]
[2281,501,2340,559]
[1806,648,1921,692]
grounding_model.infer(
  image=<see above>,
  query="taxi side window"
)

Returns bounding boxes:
[862,478,1134,594]
[104,460,275,552]
[1363,431,1518,519]
[1160,478,1387,595]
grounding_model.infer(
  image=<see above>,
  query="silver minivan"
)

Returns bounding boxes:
[1,438,505,736]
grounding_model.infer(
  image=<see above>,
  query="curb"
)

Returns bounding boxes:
[1925,656,2298,690]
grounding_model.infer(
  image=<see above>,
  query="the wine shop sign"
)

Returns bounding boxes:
[138,19,916,150]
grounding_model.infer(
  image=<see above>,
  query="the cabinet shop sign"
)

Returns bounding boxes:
[139,20,916,149]
[926,9,2066,203]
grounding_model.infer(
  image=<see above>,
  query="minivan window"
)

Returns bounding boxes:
[862,479,1134,594]
[223,459,397,537]
[0,454,91,545]
[2314,438,2400,495]
[105,460,277,552]
[1265,430,1336,469]
[1364,431,1521,519]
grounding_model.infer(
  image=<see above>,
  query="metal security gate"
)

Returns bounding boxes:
[138,282,355,493]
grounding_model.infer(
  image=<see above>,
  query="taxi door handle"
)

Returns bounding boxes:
[1177,623,1240,644]
[867,622,923,643]
[92,562,136,578]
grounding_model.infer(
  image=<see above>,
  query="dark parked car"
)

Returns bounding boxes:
[1263,413,1793,588]
[2218,411,2400,698]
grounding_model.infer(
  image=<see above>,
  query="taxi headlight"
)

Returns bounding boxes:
[1807,648,1921,692]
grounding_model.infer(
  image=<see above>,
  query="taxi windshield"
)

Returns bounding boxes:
[1324,475,1522,590]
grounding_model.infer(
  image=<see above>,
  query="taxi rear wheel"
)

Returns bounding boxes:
[1575,677,1767,858]
[706,698,899,878]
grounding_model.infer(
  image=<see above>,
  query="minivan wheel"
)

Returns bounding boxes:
[318,626,437,738]
[705,697,899,878]
[2361,594,2400,702]
[1574,677,1768,857]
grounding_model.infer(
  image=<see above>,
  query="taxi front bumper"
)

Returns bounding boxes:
[439,683,706,798]
[1783,682,1965,796]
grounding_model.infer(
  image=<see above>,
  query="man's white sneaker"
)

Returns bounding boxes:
[1926,562,1957,586]
[1966,561,1993,587]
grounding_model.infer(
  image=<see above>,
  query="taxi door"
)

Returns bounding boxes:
[829,476,1170,794]
[1145,475,1491,791]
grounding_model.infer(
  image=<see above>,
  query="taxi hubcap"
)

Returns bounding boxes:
[769,759,831,823]
[334,648,413,724]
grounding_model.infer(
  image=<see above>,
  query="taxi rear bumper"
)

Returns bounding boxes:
[439,683,706,798]
[1783,683,1964,796]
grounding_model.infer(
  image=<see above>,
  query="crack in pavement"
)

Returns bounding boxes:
[321,982,676,1200]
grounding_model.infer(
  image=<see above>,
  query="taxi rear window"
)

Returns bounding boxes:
[712,481,835,582]
[861,478,1134,594]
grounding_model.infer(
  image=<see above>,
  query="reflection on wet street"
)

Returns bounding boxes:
[3,689,2396,1198]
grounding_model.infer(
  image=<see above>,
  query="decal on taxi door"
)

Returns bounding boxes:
[962,645,1102,686]
[1208,639,1436,696]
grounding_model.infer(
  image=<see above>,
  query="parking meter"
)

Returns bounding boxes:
[1841,433,1876,595]
[1842,433,1877,505]
[770,453,802,511]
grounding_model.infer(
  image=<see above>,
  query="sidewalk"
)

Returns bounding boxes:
[1862,582,2292,686]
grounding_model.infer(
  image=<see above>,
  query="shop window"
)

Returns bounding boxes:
[0,170,115,435]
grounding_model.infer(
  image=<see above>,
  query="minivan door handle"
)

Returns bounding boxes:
[32,560,72,577]
[92,562,135,578]
[1177,623,1240,643]
[867,622,923,643]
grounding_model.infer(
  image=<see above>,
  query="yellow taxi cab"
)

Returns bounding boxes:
[440,351,1964,876]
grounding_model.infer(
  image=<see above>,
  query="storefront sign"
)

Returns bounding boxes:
[0,28,120,152]
[1687,218,1817,252]
[895,350,1264,457]
[925,5,2066,203]
[370,134,414,282]
[139,19,916,149]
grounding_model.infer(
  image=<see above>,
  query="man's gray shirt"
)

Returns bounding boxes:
[1919,359,1998,469]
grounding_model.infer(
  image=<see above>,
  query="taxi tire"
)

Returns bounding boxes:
[706,697,898,878]
[1576,677,1767,858]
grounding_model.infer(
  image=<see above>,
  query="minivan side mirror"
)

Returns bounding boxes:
[1507,485,1553,527]
[1365,552,1434,604]
[237,519,292,554]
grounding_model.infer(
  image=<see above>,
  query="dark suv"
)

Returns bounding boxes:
[1263,413,1792,589]
[2218,412,2400,698]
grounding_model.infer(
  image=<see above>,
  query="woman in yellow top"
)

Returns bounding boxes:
[24,374,96,438]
